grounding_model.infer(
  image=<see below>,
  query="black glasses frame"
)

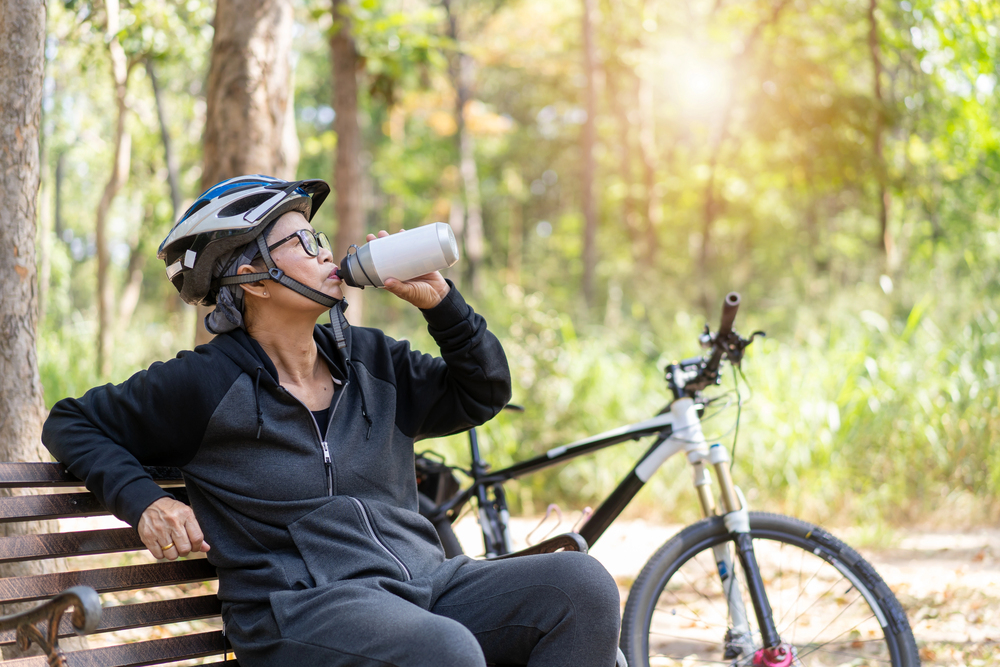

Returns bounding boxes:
[266,229,331,257]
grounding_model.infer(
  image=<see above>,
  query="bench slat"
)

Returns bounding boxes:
[0,595,222,645]
[2,631,226,667]
[0,464,182,488]
[0,528,145,563]
[0,488,188,523]
[0,559,216,604]
[0,492,105,522]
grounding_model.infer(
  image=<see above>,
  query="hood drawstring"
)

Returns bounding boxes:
[254,367,264,439]
[346,359,373,440]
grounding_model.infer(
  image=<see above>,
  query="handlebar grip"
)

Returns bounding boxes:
[718,292,741,338]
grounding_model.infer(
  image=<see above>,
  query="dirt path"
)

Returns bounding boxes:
[453,516,1000,666]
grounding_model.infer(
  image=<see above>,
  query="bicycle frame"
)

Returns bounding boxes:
[431,396,777,656]
[434,397,718,549]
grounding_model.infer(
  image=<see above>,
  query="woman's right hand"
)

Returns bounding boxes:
[137,497,210,560]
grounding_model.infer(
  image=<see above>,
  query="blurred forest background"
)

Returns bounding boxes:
[24,0,1000,526]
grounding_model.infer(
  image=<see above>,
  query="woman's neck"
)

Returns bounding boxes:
[248,320,322,386]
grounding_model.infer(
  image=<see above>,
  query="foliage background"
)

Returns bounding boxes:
[37,0,1000,527]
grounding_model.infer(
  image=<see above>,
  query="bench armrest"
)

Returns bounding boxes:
[487,532,589,560]
[0,586,102,663]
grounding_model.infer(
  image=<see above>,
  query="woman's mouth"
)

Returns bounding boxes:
[328,266,341,282]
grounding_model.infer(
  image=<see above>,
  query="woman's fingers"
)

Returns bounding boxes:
[185,514,211,554]
[365,229,392,243]
[138,497,209,560]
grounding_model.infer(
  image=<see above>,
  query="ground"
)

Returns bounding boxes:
[453,516,1000,667]
[57,513,1000,666]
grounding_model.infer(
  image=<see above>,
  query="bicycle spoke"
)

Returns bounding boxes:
[647,656,732,665]
[777,566,849,639]
[794,607,886,663]
[798,591,868,650]
[650,604,730,631]
[653,581,730,633]
[793,642,894,665]
[776,541,785,625]
[671,554,730,623]
[647,631,727,645]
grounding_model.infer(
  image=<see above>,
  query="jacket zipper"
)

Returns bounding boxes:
[286,380,349,497]
[350,497,412,581]
[279,373,408,579]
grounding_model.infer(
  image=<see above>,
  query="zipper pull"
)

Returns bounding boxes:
[321,441,333,496]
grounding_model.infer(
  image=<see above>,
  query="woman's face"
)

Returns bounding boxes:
[261,210,344,307]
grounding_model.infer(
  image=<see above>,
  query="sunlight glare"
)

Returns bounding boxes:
[676,57,730,110]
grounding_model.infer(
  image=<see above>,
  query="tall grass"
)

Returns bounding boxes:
[39,268,1000,527]
[422,282,1000,527]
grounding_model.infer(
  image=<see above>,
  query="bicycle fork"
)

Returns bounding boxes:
[678,402,788,666]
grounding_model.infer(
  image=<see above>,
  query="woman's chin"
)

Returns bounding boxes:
[326,285,345,302]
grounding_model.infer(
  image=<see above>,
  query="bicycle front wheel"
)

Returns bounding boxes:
[621,512,919,667]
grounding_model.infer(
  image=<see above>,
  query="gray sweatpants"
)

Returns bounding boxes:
[225,551,621,666]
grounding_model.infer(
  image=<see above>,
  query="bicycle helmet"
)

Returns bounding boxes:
[159,175,351,342]
[159,175,332,306]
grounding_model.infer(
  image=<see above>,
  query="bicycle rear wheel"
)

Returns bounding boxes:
[621,512,919,667]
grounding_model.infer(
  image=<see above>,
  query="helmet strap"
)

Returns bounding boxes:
[218,234,340,309]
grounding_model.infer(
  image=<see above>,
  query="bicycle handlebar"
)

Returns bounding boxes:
[701,292,741,380]
[718,292,741,339]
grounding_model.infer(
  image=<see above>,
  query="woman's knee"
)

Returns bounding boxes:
[396,614,486,667]
[526,551,621,630]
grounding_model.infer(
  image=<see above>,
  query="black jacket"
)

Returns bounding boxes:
[42,288,511,606]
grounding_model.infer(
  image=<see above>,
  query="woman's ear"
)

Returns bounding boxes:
[236,264,269,300]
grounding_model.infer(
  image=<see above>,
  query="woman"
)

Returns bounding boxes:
[42,176,621,667]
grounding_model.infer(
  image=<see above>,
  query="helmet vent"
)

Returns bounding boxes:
[219,193,273,218]
[179,198,211,223]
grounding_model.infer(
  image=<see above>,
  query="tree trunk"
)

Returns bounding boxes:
[196,0,298,344]
[580,0,598,310]
[37,95,52,325]
[0,0,58,612]
[868,0,894,266]
[457,100,484,295]
[147,59,183,221]
[604,57,643,261]
[118,200,153,331]
[331,0,366,325]
[636,70,660,268]
[54,151,65,239]
[95,0,131,378]
[442,0,485,296]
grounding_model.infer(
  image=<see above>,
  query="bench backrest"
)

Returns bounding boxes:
[0,462,235,666]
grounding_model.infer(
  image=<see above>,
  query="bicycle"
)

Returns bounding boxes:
[416,292,920,667]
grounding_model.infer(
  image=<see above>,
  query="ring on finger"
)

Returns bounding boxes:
[161,542,175,551]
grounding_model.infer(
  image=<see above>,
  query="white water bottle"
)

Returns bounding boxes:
[336,222,460,288]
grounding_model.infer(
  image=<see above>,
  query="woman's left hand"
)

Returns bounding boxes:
[367,230,451,309]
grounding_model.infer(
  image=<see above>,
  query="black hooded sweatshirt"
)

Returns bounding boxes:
[42,288,512,608]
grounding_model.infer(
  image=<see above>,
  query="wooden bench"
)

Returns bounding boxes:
[0,462,233,666]
[0,461,588,666]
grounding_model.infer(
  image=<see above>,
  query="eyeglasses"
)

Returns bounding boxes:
[266,229,332,257]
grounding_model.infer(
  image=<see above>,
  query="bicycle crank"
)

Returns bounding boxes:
[752,644,795,667]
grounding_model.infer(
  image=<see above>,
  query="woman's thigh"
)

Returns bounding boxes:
[431,551,621,667]
[229,583,487,667]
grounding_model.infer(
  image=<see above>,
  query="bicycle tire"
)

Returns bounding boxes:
[621,512,919,667]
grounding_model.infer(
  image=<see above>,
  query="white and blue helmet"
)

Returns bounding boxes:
[158,175,331,307]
